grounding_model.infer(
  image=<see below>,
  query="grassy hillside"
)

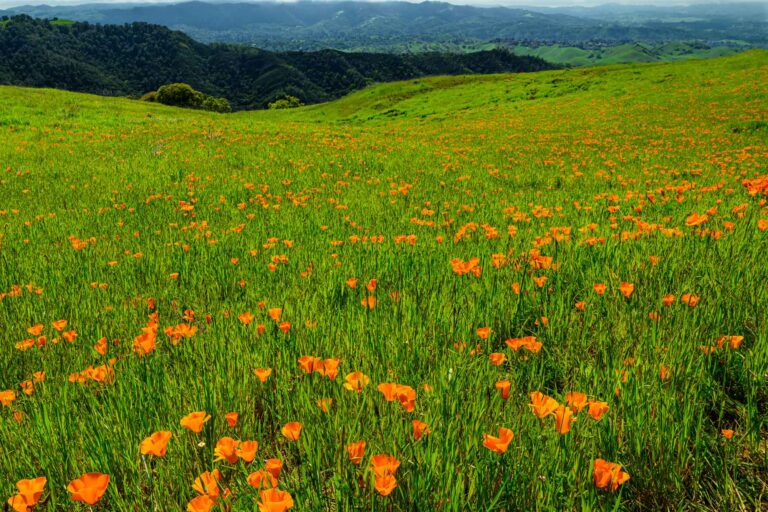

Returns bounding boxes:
[0,51,766,511]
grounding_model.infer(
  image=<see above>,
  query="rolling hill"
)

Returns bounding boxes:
[0,15,553,110]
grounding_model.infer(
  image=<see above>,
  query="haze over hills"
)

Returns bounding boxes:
[0,15,553,109]
[2,1,766,52]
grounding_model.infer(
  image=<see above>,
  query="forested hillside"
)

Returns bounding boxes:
[0,16,554,109]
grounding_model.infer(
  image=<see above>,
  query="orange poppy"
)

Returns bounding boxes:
[721,429,734,440]
[412,420,430,440]
[361,296,377,310]
[317,398,333,413]
[374,474,397,497]
[238,311,254,325]
[366,279,377,293]
[495,380,511,400]
[565,391,588,413]
[225,412,238,428]
[370,454,400,477]
[593,283,606,295]
[554,406,576,434]
[257,488,294,512]
[377,382,399,401]
[346,440,366,465]
[26,324,43,336]
[619,282,635,298]
[529,392,559,419]
[268,308,282,321]
[346,277,358,288]
[254,368,273,382]
[52,319,68,331]
[214,437,240,464]
[94,337,108,355]
[1,390,17,406]
[278,321,291,334]
[482,427,514,454]
[593,459,630,491]
[281,422,302,441]
[187,495,215,512]
[67,473,109,505]
[318,358,340,380]
[343,372,370,393]
[298,356,321,374]
[7,477,46,512]
[587,401,609,421]
[247,469,277,489]
[140,431,172,457]
[237,441,259,463]
[685,213,709,226]
[180,411,211,433]
[662,294,676,306]
[476,327,491,340]
[265,459,283,481]
[489,352,506,366]
[192,470,222,499]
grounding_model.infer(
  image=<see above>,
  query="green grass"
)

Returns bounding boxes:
[0,50,767,511]
[511,42,744,67]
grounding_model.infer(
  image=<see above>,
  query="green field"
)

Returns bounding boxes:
[1,51,767,511]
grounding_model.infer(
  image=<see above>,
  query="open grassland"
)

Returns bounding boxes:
[1,51,767,511]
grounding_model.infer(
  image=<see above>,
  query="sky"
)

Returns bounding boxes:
[0,0,761,7]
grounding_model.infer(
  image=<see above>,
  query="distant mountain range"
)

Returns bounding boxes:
[2,1,766,51]
[0,15,553,109]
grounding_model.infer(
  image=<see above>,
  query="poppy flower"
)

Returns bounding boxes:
[254,368,273,382]
[593,459,630,491]
[361,296,377,310]
[225,412,238,427]
[238,311,254,325]
[482,427,514,454]
[346,277,358,288]
[94,337,108,355]
[529,392,559,419]
[278,321,291,334]
[236,440,258,463]
[187,495,215,512]
[412,420,430,440]
[282,422,302,441]
[317,398,333,413]
[298,356,321,374]
[265,459,283,481]
[343,372,370,393]
[593,283,606,295]
[619,282,634,298]
[180,411,211,433]
[370,454,400,477]
[318,359,340,380]
[495,380,511,400]
[378,382,399,401]
[374,474,397,496]
[268,308,282,321]
[489,352,506,366]
[565,391,588,413]
[67,472,109,505]
[192,470,222,499]
[721,429,734,439]
[140,431,172,457]
[476,327,491,340]
[587,401,609,421]
[554,405,576,434]
[1,390,17,406]
[662,294,676,306]
[247,468,277,489]
[685,213,709,226]
[257,488,294,512]
[26,324,43,336]
[366,279,377,293]
[52,319,67,331]
[214,437,240,463]
[7,477,46,512]
[346,440,366,465]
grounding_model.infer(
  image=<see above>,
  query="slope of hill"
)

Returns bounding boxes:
[2,1,766,50]
[0,15,553,110]
[0,51,766,511]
